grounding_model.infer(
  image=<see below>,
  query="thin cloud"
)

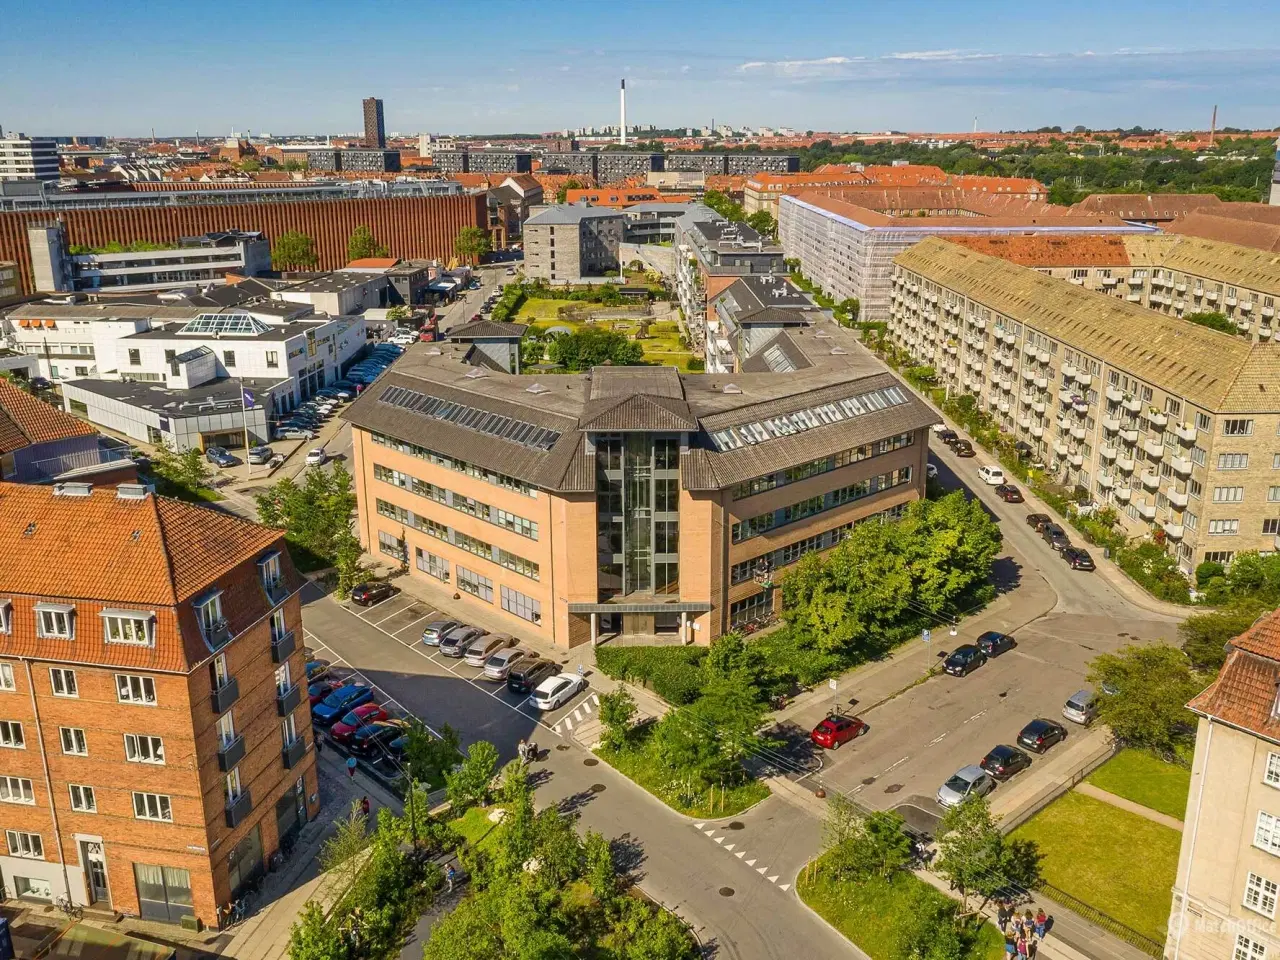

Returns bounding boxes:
[739,55,859,73]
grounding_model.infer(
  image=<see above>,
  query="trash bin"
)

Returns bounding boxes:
[0,916,15,960]
[1103,547,1111,560]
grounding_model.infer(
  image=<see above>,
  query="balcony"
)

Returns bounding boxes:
[1034,377,1049,390]
[1071,425,1086,440]
[1019,416,1033,430]
[1053,440,1071,458]
[1103,417,1121,433]
[1106,387,1124,404]
[1175,283,1187,293]
[1117,457,1136,473]
[1021,391,1036,405]
[1141,470,1160,490]
[1143,439,1165,459]
[1126,293,1143,303]
[1226,296,1238,307]
[217,735,246,772]
[1032,400,1046,414]
[998,400,1011,413]
[1170,455,1192,476]
[1122,397,1142,414]
[1076,373,1093,387]
[1163,523,1185,540]
[969,316,987,331]
[1000,379,1014,394]
[1062,363,1079,381]
[1073,399,1088,415]
[1002,332,1016,346]
[1242,301,1254,312]
[201,617,231,650]
[1069,453,1084,468]
[211,677,240,714]
[1175,423,1196,444]
[1146,410,1168,430]
[271,629,296,664]
[225,790,253,829]
[1167,486,1189,508]
[1136,502,1157,521]
[1058,388,1075,405]
[282,736,306,770]
[1265,305,1276,318]
[1098,474,1115,489]
[276,682,302,717]
[1114,487,1132,503]
[1037,350,1051,364]
[1021,369,1037,384]
[1030,424,1044,438]
[1206,290,1219,302]
[1119,429,1139,445]
[262,576,288,607]
[1126,276,1145,287]
[1100,445,1118,461]
[999,356,1014,370]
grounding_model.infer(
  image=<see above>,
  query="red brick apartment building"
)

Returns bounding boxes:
[0,482,317,928]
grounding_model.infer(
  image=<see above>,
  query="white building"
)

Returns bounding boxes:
[0,135,59,181]
[275,271,391,316]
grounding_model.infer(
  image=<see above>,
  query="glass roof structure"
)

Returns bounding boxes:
[709,384,910,452]
[379,385,562,452]
[178,313,273,336]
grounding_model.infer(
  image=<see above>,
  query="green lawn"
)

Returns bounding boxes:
[797,858,1004,960]
[595,743,770,819]
[449,805,502,851]
[522,308,698,371]
[1009,791,1180,942]
[1086,748,1191,820]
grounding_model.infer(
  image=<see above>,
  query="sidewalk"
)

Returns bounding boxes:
[989,725,1114,832]
[1074,782,1184,830]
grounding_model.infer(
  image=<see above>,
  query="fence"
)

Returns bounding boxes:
[997,737,1117,834]
[1035,881,1164,958]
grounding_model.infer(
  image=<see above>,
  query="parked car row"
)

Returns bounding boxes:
[304,652,413,766]
[273,393,345,442]
[1025,514,1096,571]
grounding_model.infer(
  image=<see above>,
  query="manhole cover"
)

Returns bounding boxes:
[590,783,606,793]
[719,887,735,897]
[884,783,904,794]
[583,758,599,766]
[556,744,570,751]
[861,777,877,786]
[728,821,745,830]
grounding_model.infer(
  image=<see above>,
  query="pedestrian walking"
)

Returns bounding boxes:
[997,901,1011,932]
[346,756,357,780]
[1010,916,1022,938]
[1035,909,1047,938]
[1016,936,1028,959]
[360,795,370,817]
[445,863,456,893]
[1028,938,1038,960]
[314,735,322,755]
[1004,938,1016,958]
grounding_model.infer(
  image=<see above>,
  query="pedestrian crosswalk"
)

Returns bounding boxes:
[692,822,792,892]
[551,693,600,735]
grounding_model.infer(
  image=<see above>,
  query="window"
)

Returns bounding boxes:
[501,585,542,623]
[275,661,291,696]
[35,603,74,639]
[1189,479,1203,499]
[1205,551,1236,565]
[0,602,9,635]
[68,784,96,813]
[456,567,493,603]
[270,608,287,643]
[225,768,242,802]
[377,530,407,561]
[1265,520,1280,536]
[194,593,225,641]
[0,663,13,692]
[1271,486,1280,502]
[49,668,76,698]
[266,351,279,369]
[1274,454,1280,470]
[497,549,539,581]
[1245,873,1279,918]
[124,734,165,764]
[216,712,236,749]
[0,776,34,804]
[128,349,141,366]
[1235,934,1267,960]
[281,714,297,746]
[1196,412,1213,431]
[1214,487,1245,503]
[1185,511,1199,530]
[1219,453,1249,470]
[1268,753,1280,787]
[1209,519,1240,536]
[102,611,153,646]
[730,590,773,627]
[60,727,87,756]
[259,552,282,593]
[116,674,156,705]
[0,721,23,749]
[223,350,236,368]
[1257,811,1280,855]
[1224,419,1254,437]
[132,792,173,822]
[415,548,449,582]
[5,830,43,859]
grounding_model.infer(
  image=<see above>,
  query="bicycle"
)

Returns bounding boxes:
[54,894,83,921]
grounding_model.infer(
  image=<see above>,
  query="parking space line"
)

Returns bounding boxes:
[393,614,434,638]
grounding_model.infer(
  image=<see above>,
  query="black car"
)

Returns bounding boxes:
[1025,513,1052,532]
[976,631,1016,657]
[30,377,53,391]
[351,581,396,606]
[1063,547,1096,571]
[508,658,562,695]
[953,439,976,458]
[980,744,1032,780]
[349,719,410,757]
[944,644,987,677]
[938,429,959,446]
[1017,718,1067,754]
[1041,523,1071,551]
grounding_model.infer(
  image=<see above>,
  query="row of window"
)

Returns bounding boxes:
[373,463,539,539]
[731,433,915,500]
[731,467,914,543]
[375,503,541,581]
[0,664,157,704]
[729,503,910,585]
[369,431,537,497]
[0,721,167,762]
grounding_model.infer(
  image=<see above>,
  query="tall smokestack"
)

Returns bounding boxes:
[620,79,627,146]
[1210,104,1217,147]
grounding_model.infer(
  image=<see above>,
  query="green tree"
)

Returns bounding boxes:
[1047,178,1083,206]
[1088,644,1203,754]
[555,176,587,204]
[1181,604,1266,671]
[401,719,462,785]
[545,325,644,371]
[271,230,319,271]
[598,687,638,752]
[150,446,212,499]
[1184,311,1236,335]
[453,226,492,264]
[745,210,777,238]
[319,801,369,897]
[286,901,347,960]
[445,740,498,810]
[703,189,745,222]
[893,885,966,960]
[934,795,1004,909]
[255,463,358,570]
[386,305,411,323]
[583,829,618,903]
[346,225,388,262]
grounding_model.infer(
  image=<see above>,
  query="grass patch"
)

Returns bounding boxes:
[1009,791,1179,942]
[147,474,223,503]
[521,306,698,371]
[596,739,770,819]
[1086,748,1191,820]
[449,805,502,851]
[797,855,1005,960]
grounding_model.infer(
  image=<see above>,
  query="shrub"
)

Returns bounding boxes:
[595,646,707,705]
[1115,542,1191,604]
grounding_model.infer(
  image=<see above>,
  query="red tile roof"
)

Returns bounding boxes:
[946,234,1133,267]
[1166,213,1280,254]
[1189,608,1280,741]
[0,379,95,455]
[1070,193,1223,220]
[345,257,400,269]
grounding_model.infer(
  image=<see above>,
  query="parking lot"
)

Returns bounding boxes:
[299,581,597,768]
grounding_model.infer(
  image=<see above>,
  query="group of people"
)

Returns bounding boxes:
[998,904,1048,959]
[517,738,539,765]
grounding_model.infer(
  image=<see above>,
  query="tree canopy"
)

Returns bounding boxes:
[1184,311,1237,335]
[254,462,357,571]
[545,325,644,371]
[454,226,492,264]
[346,224,388,262]
[271,230,319,271]
[1087,643,1204,754]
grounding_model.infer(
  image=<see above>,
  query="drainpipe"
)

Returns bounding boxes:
[547,493,558,649]
[1172,717,1213,960]
[24,660,75,903]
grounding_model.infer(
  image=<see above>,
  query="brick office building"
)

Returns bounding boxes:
[0,482,317,927]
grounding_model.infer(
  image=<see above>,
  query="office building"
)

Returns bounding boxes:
[0,481,317,926]
[28,225,271,294]
[889,237,1280,571]
[523,206,624,282]
[341,323,933,647]
[1168,606,1280,960]
[778,189,1151,321]
[363,98,386,149]
[0,136,59,182]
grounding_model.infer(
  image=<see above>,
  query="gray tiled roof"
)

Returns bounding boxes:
[525,205,626,226]
[448,319,528,340]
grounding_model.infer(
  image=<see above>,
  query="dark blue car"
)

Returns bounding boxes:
[312,683,374,726]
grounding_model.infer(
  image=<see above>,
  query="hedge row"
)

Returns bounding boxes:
[595,646,707,705]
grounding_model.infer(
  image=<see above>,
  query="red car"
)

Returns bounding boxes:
[308,679,340,707]
[810,714,865,750]
[330,703,389,745]
[995,484,1024,503]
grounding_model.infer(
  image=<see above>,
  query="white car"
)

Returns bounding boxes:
[531,673,586,711]
[926,463,938,479]
[305,448,327,467]
[931,423,951,434]
[390,333,417,345]
[977,465,1006,486]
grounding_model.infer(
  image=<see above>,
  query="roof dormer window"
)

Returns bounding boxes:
[101,610,155,647]
[34,603,75,641]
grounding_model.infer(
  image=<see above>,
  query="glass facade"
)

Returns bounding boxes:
[596,434,681,600]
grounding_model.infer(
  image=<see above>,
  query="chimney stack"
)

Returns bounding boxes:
[620,79,627,147]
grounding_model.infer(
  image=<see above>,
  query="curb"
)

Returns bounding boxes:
[789,863,874,960]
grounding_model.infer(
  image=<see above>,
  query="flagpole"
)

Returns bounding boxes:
[241,378,252,481]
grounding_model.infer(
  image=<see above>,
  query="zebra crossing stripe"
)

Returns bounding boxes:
[581,699,593,714]
[562,716,574,731]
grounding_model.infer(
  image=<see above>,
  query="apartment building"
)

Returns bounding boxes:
[362,98,386,150]
[704,274,825,374]
[595,153,664,185]
[664,154,800,177]
[0,137,59,182]
[744,172,872,218]
[889,237,1280,572]
[522,206,624,282]
[1168,607,1280,960]
[945,233,1280,342]
[302,149,400,174]
[431,151,533,175]
[28,225,271,295]
[778,189,1151,320]
[342,324,933,648]
[0,482,318,926]
[0,261,16,299]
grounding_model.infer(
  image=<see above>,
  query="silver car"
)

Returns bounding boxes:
[439,626,484,658]
[421,620,461,646]
[1063,689,1099,725]
[464,634,516,667]
[482,647,528,681]
[936,765,996,808]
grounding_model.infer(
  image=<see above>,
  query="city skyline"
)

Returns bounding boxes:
[3,0,1279,137]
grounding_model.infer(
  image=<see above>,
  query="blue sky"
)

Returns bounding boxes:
[3,0,1279,137]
